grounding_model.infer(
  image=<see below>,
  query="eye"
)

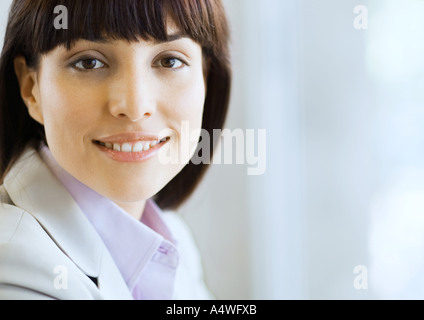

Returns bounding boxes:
[158,57,185,69]
[73,58,106,71]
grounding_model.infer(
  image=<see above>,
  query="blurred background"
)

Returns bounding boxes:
[2,0,424,299]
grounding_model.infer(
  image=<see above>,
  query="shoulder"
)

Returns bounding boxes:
[0,204,97,300]
[161,211,215,300]
[0,205,57,299]
[0,186,27,242]
[0,203,37,243]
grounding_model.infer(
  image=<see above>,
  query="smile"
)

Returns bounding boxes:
[96,137,168,153]
[93,136,170,163]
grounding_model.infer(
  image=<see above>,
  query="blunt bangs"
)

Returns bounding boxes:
[9,0,225,67]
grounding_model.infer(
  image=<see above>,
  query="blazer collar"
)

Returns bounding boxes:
[3,146,103,278]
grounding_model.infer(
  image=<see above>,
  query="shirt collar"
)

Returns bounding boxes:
[39,145,177,289]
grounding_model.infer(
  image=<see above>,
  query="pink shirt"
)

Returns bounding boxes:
[39,146,179,300]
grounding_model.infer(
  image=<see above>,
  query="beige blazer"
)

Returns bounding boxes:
[0,147,212,300]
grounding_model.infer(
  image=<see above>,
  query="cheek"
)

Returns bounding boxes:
[160,72,206,163]
[163,72,206,127]
[39,75,104,145]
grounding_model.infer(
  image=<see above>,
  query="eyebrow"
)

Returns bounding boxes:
[153,33,191,44]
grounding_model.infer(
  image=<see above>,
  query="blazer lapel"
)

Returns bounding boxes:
[4,147,104,278]
[4,146,133,299]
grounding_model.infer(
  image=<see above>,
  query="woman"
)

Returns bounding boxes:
[0,0,231,300]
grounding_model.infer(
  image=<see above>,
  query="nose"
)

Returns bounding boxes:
[107,70,156,122]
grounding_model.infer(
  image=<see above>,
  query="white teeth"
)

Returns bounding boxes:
[132,142,144,152]
[121,143,132,153]
[100,139,166,153]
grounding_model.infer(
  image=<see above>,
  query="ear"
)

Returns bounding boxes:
[13,55,44,125]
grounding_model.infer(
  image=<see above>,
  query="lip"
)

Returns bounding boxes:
[93,132,170,163]
[95,132,168,144]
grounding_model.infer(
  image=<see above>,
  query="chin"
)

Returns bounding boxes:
[93,171,177,203]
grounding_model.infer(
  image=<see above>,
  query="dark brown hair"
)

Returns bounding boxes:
[0,0,231,210]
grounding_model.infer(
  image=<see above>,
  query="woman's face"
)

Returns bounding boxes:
[19,27,206,217]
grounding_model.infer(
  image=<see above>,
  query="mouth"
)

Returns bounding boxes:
[93,137,170,153]
[93,136,171,162]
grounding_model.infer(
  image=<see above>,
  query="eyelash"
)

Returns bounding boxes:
[70,55,188,72]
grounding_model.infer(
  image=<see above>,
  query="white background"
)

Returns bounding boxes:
[2,0,424,299]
